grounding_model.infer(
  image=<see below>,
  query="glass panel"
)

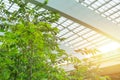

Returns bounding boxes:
[77,28,91,36]
[68,23,80,30]
[62,32,74,38]
[99,0,105,4]
[57,25,64,30]
[90,36,106,43]
[64,35,78,43]
[95,39,111,47]
[73,40,87,47]
[52,23,58,27]
[77,0,120,24]
[57,17,67,24]
[58,29,69,37]
[73,26,85,33]
[94,2,101,7]
[78,42,91,49]
[61,20,73,27]
[87,34,101,41]
[70,37,83,44]
[82,31,96,38]
[84,0,91,4]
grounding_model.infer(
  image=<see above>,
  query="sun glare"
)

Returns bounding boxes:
[98,42,120,53]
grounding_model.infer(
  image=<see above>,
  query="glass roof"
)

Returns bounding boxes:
[0,0,120,56]
[89,48,120,68]
[52,16,118,52]
[76,0,120,24]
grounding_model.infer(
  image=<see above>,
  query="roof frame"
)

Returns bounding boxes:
[29,0,120,43]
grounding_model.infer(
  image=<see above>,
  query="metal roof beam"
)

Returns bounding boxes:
[29,0,120,43]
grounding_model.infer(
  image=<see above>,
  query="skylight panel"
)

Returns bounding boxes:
[113,8,118,13]
[64,43,69,46]
[105,4,111,9]
[57,25,64,30]
[72,23,80,26]
[73,27,82,33]
[8,4,19,12]
[62,32,74,38]
[58,29,69,37]
[63,35,78,43]
[37,8,46,12]
[27,3,36,9]
[57,17,67,24]
[82,31,96,38]
[77,0,120,24]
[88,6,94,10]
[107,10,114,14]
[89,0,96,2]
[113,0,119,3]
[115,18,120,23]
[68,23,80,30]
[70,37,83,44]
[95,39,111,47]
[73,40,87,48]
[87,34,102,41]
[94,1,102,7]
[78,28,91,35]
[98,8,104,12]
[52,23,58,27]
[3,0,11,9]
[68,35,79,40]
[118,11,120,15]
[95,10,100,14]
[84,0,91,5]
[91,4,98,8]
[61,20,73,27]
[104,12,110,16]
[81,3,88,6]
[90,36,106,43]
[111,13,119,18]
[68,24,78,30]
[73,25,85,33]
[101,6,108,11]
[78,42,91,48]
[115,5,120,9]
[99,0,105,4]
[110,15,116,19]
[109,1,116,6]
[104,0,110,1]
[2,0,19,13]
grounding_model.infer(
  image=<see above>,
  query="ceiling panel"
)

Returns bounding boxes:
[76,0,120,24]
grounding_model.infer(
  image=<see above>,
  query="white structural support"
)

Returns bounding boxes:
[31,0,120,42]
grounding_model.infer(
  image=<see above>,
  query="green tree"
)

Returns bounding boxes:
[0,0,68,80]
[67,56,111,80]
[0,0,112,80]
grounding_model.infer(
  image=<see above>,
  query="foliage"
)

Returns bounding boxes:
[0,0,112,80]
[67,57,111,80]
[74,48,99,55]
[0,0,68,80]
